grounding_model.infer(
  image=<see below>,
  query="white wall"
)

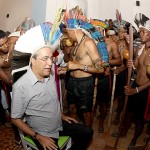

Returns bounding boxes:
[45,0,88,23]
[32,0,47,25]
[0,0,150,32]
[0,0,32,32]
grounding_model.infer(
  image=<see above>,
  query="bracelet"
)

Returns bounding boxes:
[136,87,139,93]
[84,65,88,72]
[33,132,38,140]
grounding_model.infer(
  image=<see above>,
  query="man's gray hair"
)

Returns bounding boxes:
[20,19,35,31]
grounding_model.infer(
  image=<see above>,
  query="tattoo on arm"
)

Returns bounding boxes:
[92,58,103,69]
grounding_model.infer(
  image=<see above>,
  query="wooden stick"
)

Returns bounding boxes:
[108,73,117,128]
[91,76,98,122]
[114,24,134,148]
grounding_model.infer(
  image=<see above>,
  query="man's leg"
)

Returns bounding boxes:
[0,99,7,125]
[60,120,93,150]
[83,111,92,127]
[98,103,108,133]
[128,119,145,149]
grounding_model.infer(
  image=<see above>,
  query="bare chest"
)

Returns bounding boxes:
[0,57,11,68]
[71,44,88,62]
[138,50,150,66]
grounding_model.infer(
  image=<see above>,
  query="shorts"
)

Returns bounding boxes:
[96,75,111,105]
[127,82,149,120]
[115,70,127,98]
[66,76,94,113]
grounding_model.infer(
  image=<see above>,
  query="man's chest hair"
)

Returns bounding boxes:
[72,49,88,61]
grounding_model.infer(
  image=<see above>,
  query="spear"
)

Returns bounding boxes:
[104,24,133,150]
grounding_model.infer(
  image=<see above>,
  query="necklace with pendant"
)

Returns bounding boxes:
[73,34,86,56]
[1,52,10,62]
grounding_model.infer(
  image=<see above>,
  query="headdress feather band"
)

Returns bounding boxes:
[15,7,64,54]
[64,6,109,66]
[134,13,150,31]
[90,19,109,29]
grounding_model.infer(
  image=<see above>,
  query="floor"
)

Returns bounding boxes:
[87,112,148,150]
[0,104,149,150]
[0,82,149,150]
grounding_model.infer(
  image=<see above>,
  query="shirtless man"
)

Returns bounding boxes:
[0,30,12,85]
[95,27,121,133]
[112,27,129,125]
[120,20,150,149]
[0,30,13,128]
[59,26,104,126]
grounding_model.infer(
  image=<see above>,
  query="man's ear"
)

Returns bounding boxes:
[30,57,36,66]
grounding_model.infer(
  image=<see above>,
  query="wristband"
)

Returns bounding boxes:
[136,87,139,93]
[84,65,88,72]
[33,132,38,140]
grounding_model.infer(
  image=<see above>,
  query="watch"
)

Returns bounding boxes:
[33,132,38,140]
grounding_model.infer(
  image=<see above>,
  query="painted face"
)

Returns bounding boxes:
[0,36,8,54]
[32,47,53,79]
[139,27,150,44]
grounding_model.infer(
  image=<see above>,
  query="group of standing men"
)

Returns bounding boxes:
[0,6,150,150]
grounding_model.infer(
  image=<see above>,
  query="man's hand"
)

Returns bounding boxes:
[57,67,67,75]
[104,66,111,75]
[37,134,58,150]
[124,86,137,95]
[61,113,78,124]
[126,59,133,68]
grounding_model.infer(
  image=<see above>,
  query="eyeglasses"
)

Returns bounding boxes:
[37,56,54,63]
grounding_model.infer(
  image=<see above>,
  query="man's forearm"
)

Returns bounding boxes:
[11,118,36,138]
[78,63,104,74]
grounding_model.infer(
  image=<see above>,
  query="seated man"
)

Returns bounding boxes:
[11,44,93,150]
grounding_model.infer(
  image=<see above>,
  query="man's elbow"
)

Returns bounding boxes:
[11,118,20,126]
[11,118,16,124]
[97,68,104,73]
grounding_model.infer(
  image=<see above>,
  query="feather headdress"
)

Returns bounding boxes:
[134,13,150,31]
[90,19,109,29]
[64,5,87,28]
[113,9,129,32]
[64,6,109,66]
[15,7,64,55]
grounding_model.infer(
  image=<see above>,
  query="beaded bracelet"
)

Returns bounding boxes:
[84,65,88,72]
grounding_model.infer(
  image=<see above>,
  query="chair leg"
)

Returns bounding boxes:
[66,138,72,150]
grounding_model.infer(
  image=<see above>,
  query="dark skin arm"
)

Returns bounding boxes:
[0,67,12,85]
[124,80,150,95]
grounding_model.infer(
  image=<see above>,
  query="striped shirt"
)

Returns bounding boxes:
[11,68,62,139]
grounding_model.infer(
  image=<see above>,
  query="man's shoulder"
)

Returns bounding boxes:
[13,71,30,88]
